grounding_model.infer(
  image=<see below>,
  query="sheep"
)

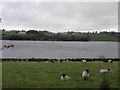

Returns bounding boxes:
[82,69,89,80]
[45,61,48,63]
[108,60,113,63]
[3,45,14,49]
[26,59,29,62]
[3,45,7,48]
[82,60,87,63]
[10,45,14,47]
[99,69,110,73]
[60,74,70,81]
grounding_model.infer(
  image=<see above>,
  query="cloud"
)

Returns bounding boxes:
[0,2,118,32]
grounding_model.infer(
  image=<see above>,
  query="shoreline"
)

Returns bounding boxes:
[1,40,119,42]
[1,58,120,62]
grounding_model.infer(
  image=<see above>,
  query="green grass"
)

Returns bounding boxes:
[71,34,119,41]
[2,61,119,88]
[2,32,18,36]
[89,34,119,41]
[0,62,2,89]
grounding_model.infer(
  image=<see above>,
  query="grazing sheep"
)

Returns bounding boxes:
[3,45,7,48]
[45,61,48,63]
[26,59,28,62]
[99,69,110,73]
[3,45,14,49]
[10,45,14,47]
[108,60,113,63]
[66,60,69,62]
[60,74,70,81]
[82,60,87,63]
[82,69,89,80]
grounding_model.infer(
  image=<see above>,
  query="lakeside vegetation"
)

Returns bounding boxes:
[2,61,119,88]
[1,58,120,62]
[0,29,120,41]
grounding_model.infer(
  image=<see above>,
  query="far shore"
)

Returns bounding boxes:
[1,40,120,42]
[1,58,120,62]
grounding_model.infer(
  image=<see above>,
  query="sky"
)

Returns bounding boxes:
[0,1,118,32]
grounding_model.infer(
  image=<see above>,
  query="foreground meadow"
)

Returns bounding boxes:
[2,61,119,88]
[0,62,2,89]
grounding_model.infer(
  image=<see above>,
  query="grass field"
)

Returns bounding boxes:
[0,62,2,89]
[89,34,119,41]
[2,61,119,88]
[72,33,119,41]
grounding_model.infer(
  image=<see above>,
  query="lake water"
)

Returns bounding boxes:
[0,40,119,59]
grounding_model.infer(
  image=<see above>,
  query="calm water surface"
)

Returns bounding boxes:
[0,40,118,59]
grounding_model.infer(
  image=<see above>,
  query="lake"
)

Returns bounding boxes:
[0,40,118,59]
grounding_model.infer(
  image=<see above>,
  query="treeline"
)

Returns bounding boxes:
[0,29,120,41]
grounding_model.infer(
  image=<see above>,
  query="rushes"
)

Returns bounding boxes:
[100,73,110,90]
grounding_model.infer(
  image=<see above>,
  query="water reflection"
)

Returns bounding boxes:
[1,40,118,59]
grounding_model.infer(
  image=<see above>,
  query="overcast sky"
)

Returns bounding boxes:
[0,2,118,32]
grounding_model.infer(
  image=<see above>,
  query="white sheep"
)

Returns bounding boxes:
[82,60,87,62]
[26,59,28,62]
[99,69,110,73]
[60,74,70,81]
[108,60,113,63]
[82,69,89,80]
[45,61,48,63]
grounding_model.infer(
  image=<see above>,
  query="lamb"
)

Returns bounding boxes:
[108,60,113,63]
[26,59,28,62]
[60,74,70,81]
[45,61,48,63]
[82,60,87,62]
[82,69,89,80]
[99,69,110,73]
[66,60,69,62]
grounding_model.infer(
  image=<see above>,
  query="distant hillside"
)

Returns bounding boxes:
[0,30,120,42]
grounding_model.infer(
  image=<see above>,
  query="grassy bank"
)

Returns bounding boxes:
[0,62,2,89]
[2,61,119,88]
